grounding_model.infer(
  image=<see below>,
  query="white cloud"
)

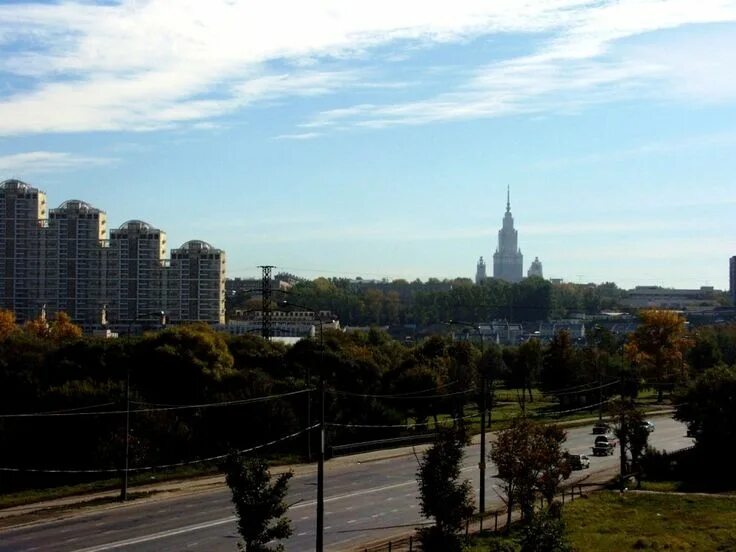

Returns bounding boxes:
[0,0,735,135]
[0,151,115,175]
[274,132,322,140]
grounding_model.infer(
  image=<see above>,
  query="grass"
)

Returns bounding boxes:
[468,491,736,552]
[564,491,736,551]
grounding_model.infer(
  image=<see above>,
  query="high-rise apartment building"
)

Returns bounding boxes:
[0,180,47,320]
[167,241,226,324]
[493,188,524,283]
[44,200,107,323]
[108,220,167,323]
[0,179,226,329]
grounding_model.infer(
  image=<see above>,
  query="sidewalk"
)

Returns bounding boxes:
[0,409,676,530]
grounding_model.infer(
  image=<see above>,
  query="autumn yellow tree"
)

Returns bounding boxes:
[626,309,693,401]
[0,309,18,340]
[24,311,82,341]
[49,312,83,341]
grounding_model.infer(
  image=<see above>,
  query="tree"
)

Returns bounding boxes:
[519,507,572,552]
[225,456,293,552]
[541,330,578,397]
[609,400,650,487]
[416,428,475,552]
[675,365,736,468]
[491,418,570,529]
[626,310,692,402]
[49,312,83,341]
[0,309,18,340]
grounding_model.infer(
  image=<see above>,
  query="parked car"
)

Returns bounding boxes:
[566,453,590,470]
[592,442,615,456]
[592,421,611,434]
[594,434,618,447]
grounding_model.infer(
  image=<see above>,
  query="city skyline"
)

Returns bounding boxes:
[0,1,735,289]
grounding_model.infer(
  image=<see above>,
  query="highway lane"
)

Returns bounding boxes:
[0,416,692,552]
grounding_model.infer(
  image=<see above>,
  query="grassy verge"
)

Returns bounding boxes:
[564,491,736,551]
[469,491,736,552]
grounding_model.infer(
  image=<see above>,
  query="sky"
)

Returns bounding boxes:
[0,1,735,290]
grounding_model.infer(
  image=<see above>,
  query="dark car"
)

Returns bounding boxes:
[566,453,591,470]
[594,434,618,447]
[592,421,610,435]
[592,442,615,456]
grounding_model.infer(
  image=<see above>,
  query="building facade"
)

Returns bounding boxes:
[0,179,226,329]
[44,200,107,323]
[167,240,226,324]
[492,188,523,283]
[0,180,47,321]
[527,256,543,278]
[475,256,487,284]
[108,220,167,323]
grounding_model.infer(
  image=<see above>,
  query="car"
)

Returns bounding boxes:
[641,420,655,433]
[592,442,615,456]
[594,434,618,447]
[592,421,611,434]
[566,453,590,470]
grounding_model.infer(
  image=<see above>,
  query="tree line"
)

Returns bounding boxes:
[229,276,628,326]
[2,307,736,495]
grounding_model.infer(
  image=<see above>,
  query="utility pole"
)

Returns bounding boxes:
[619,345,627,493]
[479,374,487,514]
[317,365,325,552]
[121,311,166,501]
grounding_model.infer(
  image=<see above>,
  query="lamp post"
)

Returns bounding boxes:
[280,300,325,552]
[447,320,487,514]
[121,310,166,502]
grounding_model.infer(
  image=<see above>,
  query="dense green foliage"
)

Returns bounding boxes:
[416,428,475,552]
[225,456,292,552]
[229,277,626,326]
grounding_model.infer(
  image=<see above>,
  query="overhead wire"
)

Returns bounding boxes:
[0,424,319,474]
[0,389,311,418]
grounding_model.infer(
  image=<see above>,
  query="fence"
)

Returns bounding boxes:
[356,481,603,552]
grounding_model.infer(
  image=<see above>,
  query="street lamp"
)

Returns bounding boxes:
[121,310,166,501]
[447,320,487,515]
[280,300,326,552]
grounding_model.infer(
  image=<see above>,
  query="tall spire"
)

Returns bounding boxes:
[506,185,510,213]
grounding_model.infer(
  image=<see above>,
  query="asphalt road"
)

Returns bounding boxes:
[0,417,693,552]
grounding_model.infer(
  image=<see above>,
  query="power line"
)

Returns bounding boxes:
[0,389,311,419]
[327,411,481,430]
[0,424,319,474]
[328,386,476,400]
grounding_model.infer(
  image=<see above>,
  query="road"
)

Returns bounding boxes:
[0,417,692,552]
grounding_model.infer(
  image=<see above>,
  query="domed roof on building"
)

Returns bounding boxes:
[180,240,215,251]
[119,220,154,231]
[58,199,99,212]
[1,179,34,192]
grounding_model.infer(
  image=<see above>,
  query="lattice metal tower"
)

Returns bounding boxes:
[259,265,274,339]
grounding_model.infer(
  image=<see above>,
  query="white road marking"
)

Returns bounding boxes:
[70,517,236,552]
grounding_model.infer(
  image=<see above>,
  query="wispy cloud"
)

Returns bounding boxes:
[274,132,322,140]
[0,151,116,175]
[0,1,735,136]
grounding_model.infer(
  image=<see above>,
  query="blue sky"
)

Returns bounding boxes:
[0,1,735,289]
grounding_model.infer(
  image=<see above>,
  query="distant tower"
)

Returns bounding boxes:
[476,256,487,284]
[492,187,523,283]
[527,257,543,278]
[730,256,736,306]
